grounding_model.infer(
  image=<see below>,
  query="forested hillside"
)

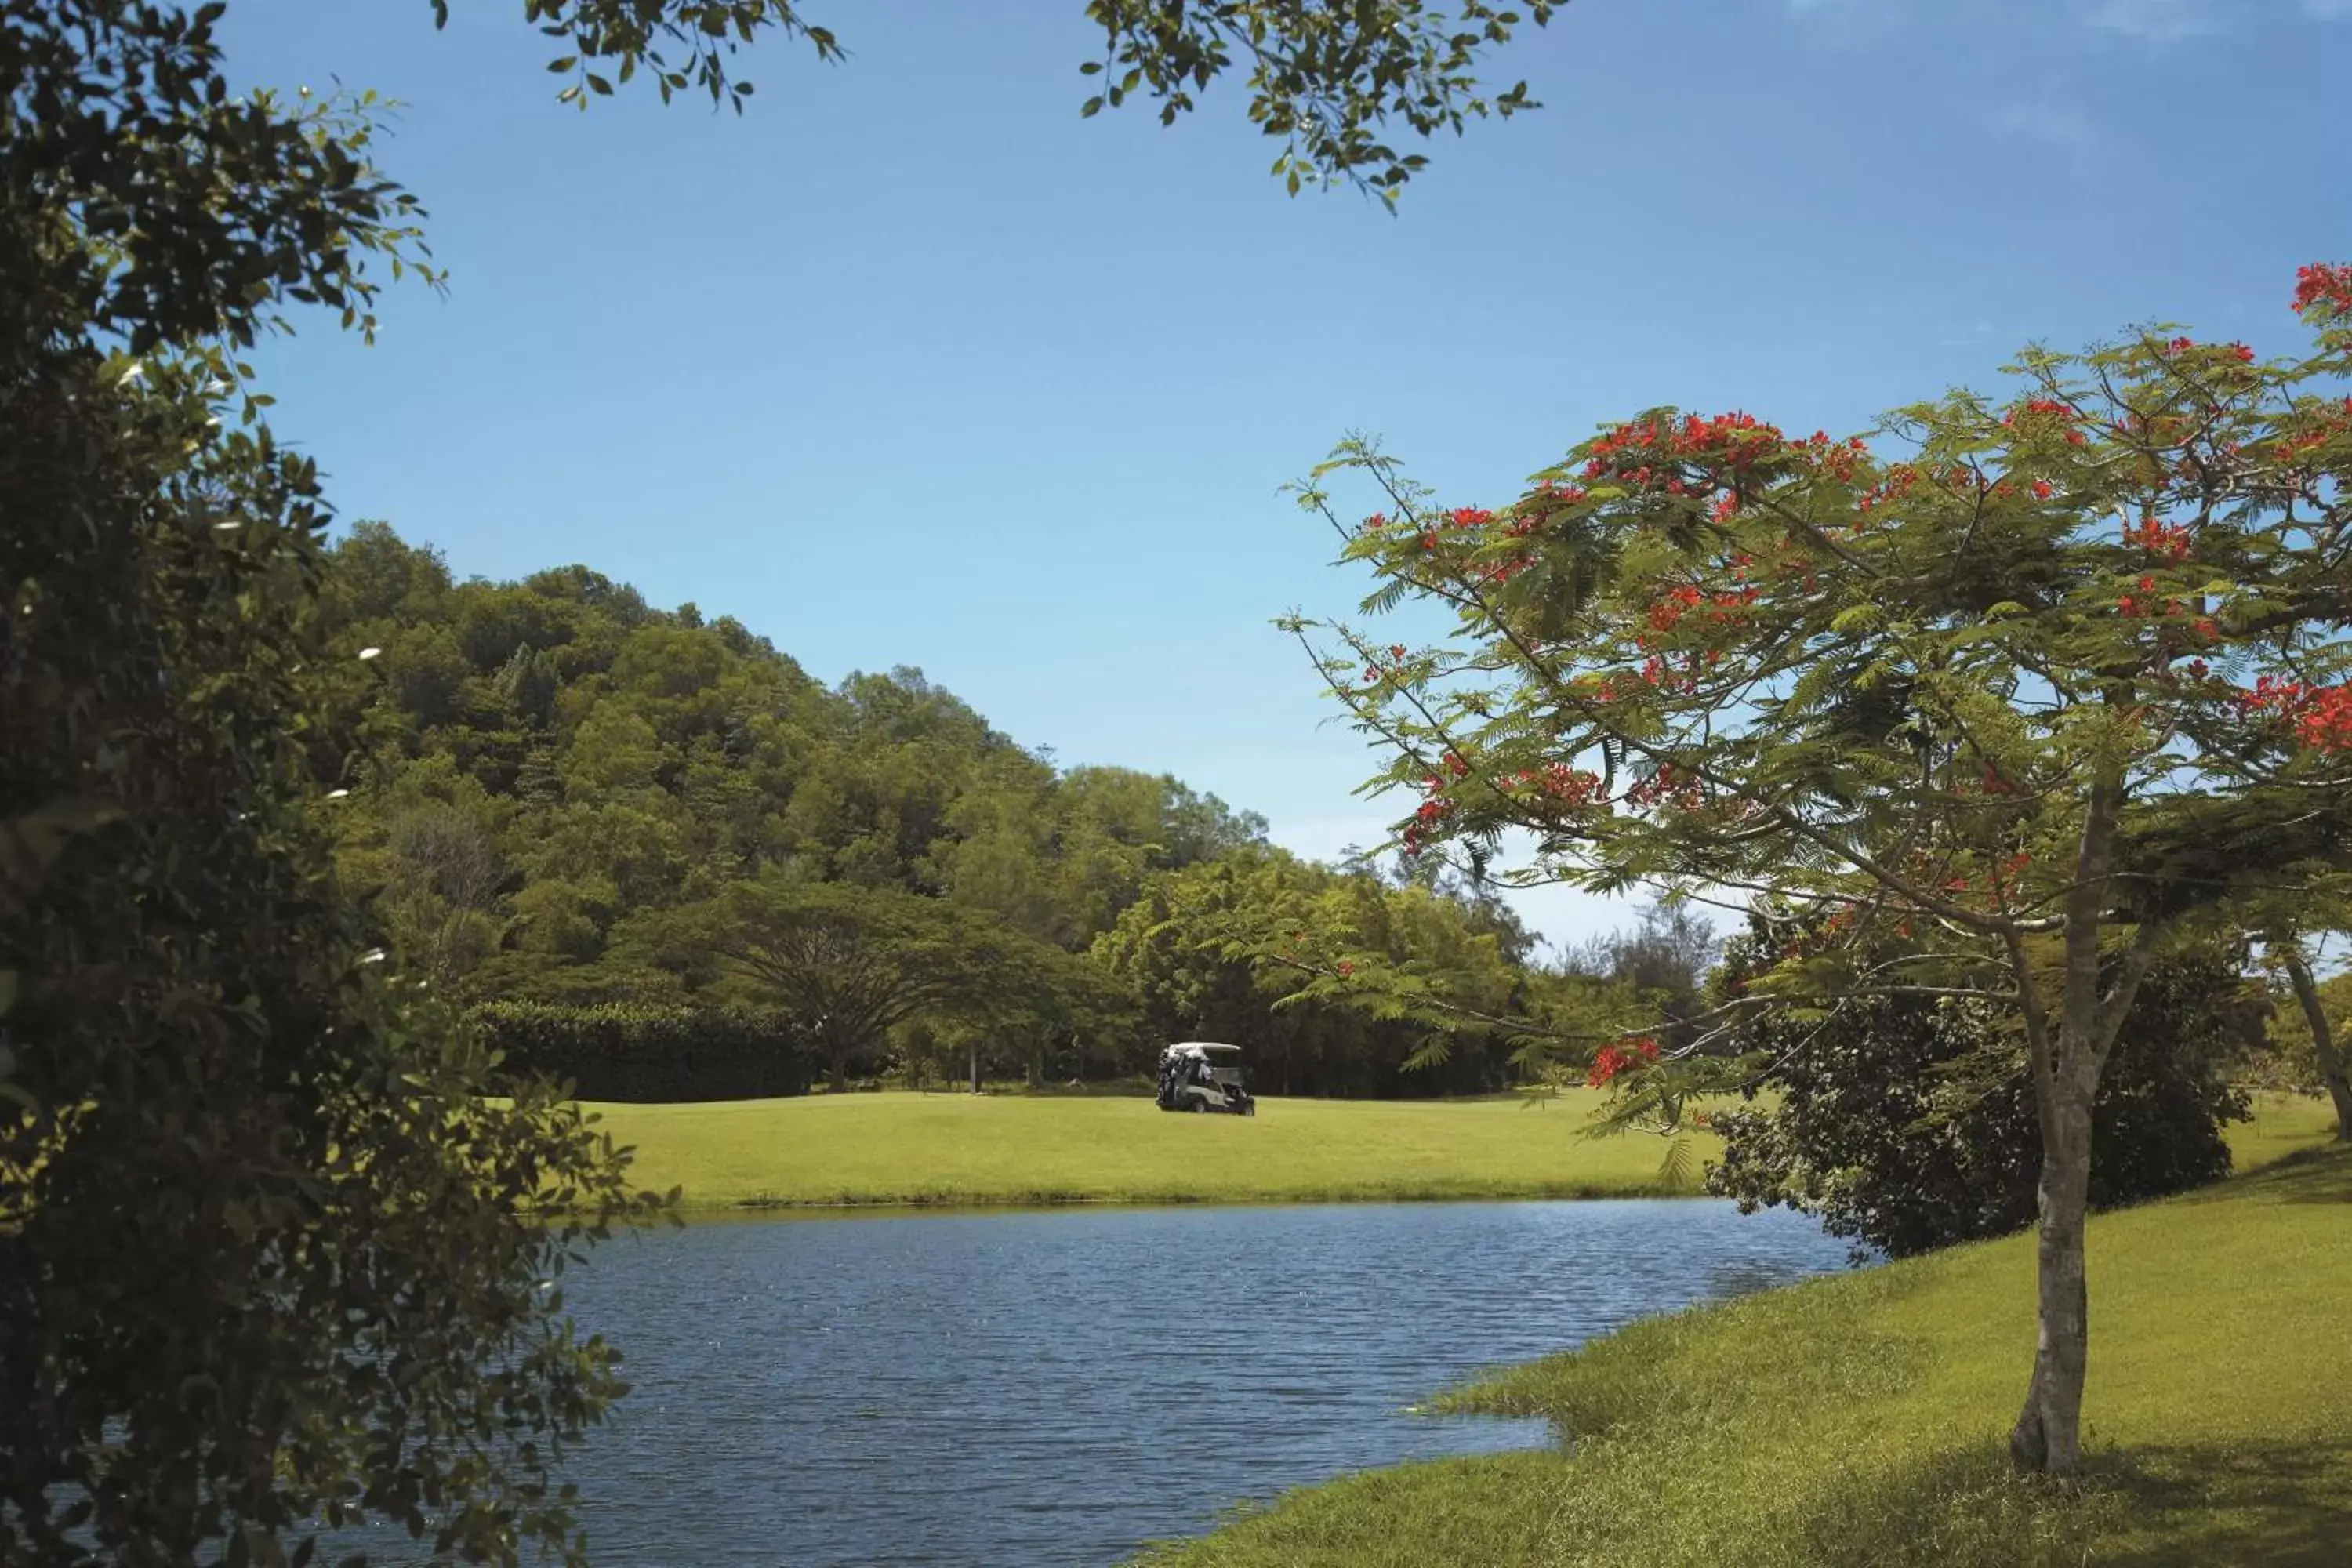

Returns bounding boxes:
[315,524,1595,1095]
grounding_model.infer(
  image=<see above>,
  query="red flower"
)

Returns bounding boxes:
[2292,263,2352,321]
[1586,1037,1659,1088]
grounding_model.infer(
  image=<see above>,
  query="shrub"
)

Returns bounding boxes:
[1705,934,2259,1258]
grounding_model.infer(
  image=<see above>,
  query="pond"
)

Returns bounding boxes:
[520,1197,1857,1566]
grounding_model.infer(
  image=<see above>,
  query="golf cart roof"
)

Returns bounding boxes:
[1167,1041,1242,1056]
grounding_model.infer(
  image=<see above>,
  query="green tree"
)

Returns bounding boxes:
[621,875,1081,1091]
[1287,268,2352,1472]
[1094,847,1549,1096]
[2,8,656,1558]
[2263,935,2352,1140]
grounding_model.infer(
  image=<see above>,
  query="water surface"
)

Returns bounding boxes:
[539,1197,1853,1566]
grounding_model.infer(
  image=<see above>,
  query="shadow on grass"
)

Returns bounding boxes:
[2190,1143,2352,1207]
[2086,1438,2352,1567]
[1755,1432,2352,1568]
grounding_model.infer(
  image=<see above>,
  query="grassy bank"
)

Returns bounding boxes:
[593,1090,2335,1214]
[593,1090,1731,1210]
[1137,1109,2351,1568]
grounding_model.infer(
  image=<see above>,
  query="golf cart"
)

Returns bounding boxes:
[1155,1042,1255,1116]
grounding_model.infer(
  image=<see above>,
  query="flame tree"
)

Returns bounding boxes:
[1284,267,2352,1475]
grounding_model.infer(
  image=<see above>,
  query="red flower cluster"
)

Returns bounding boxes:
[1587,1036,1660,1088]
[2238,677,2352,753]
[1581,411,1793,485]
[1855,465,1922,517]
[2124,515,2194,561]
[1626,762,1704,809]
[1533,763,1602,805]
[2005,398,2088,446]
[1647,583,1703,632]
[2292,263,2352,322]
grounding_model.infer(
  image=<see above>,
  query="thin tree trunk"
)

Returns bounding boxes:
[2012,1082,2095,1473]
[2283,948,2352,1142]
[2004,771,2151,1476]
[829,1047,848,1095]
[968,1038,981,1096]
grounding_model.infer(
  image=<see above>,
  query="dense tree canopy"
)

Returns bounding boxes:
[2,8,645,1563]
[319,523,1588,1098]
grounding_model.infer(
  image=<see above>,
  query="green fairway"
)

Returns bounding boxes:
[1135,1106,2351,1568]
[593,1089,2336,1214]
[593,1089,1735,1210]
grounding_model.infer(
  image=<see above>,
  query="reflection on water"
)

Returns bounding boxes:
[366,1198,1857,1566]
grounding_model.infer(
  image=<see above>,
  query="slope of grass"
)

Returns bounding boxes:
[593,1089,1725,1210]
[1138,1109,2351,1568]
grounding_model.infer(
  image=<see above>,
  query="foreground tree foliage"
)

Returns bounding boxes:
[2,0,1555,1555]
[0,5,668,1559]
[501,0,1560,198]
[1705,920,2258,1260]
[1290,270,2352,1472]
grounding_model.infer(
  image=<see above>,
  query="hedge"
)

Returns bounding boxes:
[467,1001,816,1102]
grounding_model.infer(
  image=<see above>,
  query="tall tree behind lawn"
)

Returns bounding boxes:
[1287,270,2352,1473]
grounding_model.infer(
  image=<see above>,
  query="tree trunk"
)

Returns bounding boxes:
[2283,949,2352,1142]
[2010,1083,2095,1474]
[2004,769,2151,1477]
[968,1038,981,1096]
[829,1047,848,1095]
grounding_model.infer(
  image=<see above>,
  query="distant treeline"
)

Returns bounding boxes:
[327,525,1627,1100]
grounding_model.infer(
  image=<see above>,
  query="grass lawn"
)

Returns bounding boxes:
[1135,1101,2350,1568]
[592,1089,1730,1210]
[593,1088,2334,1214]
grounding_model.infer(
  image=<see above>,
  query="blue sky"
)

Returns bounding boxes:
[219,0,2352,953]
